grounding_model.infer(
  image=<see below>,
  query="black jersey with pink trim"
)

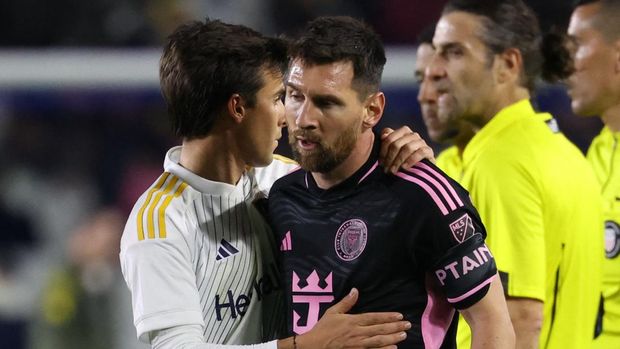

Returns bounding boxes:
[267,138,497,349]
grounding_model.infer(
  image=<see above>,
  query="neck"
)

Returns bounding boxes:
[602,104,620,132]
[178,131,246,185]
[471,86,530,128]
[312,131,375,189]
[454,124,476,155]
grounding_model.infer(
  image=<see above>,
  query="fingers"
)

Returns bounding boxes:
[397,143,436,172]
[380,127,395,139]
[379,127,412,164]
[383,133,431,173]
[324,288,359,315]
[356,320,411,336]
[354,331,408,348]
[351,311,404,326]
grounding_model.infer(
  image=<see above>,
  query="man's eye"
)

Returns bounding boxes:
[446,47,463,57]
[288,91,303,101]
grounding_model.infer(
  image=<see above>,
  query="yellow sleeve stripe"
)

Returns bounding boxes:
[158,182,188,239]
[146,176,179,239]
[137,173,170,241]
[273,154,297,165]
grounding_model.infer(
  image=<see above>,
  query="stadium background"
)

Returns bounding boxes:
[0,0,601,348]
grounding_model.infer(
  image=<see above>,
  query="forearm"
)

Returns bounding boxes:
[150,324,277,349]
[506,298,543,349]
[462,277,515,349]
[470,317,515,349]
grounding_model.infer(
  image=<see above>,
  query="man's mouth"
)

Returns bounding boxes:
[296,138,318,150]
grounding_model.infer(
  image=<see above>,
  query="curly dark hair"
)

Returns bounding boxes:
[289,16,386,100]
[159,19,288,139]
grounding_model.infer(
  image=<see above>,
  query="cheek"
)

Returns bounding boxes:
[574,47,592,70]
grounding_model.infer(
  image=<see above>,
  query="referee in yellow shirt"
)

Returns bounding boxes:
[427,1,604,348]
[414,23,474,181]
[567,1,620,347]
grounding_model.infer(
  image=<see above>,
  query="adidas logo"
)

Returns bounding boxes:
[280,231,292,251]
[216,239,239,261]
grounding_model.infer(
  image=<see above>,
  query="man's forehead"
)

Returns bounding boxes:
[568,3,600,35]
[434,11,484,46]
[286,59,355,90]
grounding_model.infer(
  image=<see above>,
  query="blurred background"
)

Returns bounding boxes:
[0,0,601,348]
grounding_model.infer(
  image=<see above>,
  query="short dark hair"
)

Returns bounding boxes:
[417,22,437,46]
[289,16,386,99]
[160,19,288,139]
[444,0,567,90]
[574,0,620,42]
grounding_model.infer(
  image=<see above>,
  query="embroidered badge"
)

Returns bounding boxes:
[334,219,368,261]
[449,213,475,243]
[605,220,620,259]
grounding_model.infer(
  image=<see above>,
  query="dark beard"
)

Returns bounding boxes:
[289,126,358,173]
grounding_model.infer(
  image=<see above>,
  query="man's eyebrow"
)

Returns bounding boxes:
[285,81,301,90]
[312,94,345,107]
[435,41,463,52]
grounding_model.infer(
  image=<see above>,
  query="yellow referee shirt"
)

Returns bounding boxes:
[435,145,463,181]
[588,126,620,349]
[456,99,603,349]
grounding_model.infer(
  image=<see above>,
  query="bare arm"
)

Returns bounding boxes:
[150,289,410,349]
[280,288,410,349]
[505,297,543,349]
[460,277,515,349]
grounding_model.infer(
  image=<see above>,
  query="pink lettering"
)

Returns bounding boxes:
[473,249,484,264]
[293,295,335,334]
[461,256,480,275]
[478,245,492,262]
[435,269,447,285]
[445,262,460,279]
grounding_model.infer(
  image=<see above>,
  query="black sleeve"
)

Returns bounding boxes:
[407,162,497,309]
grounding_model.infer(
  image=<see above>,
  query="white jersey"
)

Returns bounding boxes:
[120,146,298,345]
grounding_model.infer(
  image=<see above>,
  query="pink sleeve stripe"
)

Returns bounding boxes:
[288,166,302,174]
[396,171,449,215]
[415,162,464,207]
[358,161,379,184]
[447,274,496,304]
[408,167,458,211]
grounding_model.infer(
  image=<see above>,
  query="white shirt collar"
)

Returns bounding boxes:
[163,146,249,197]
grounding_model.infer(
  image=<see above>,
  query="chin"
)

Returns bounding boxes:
[252,155,273,168]
[572,101,598,117]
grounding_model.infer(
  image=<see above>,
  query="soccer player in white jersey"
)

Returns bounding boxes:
[120,19,433,349]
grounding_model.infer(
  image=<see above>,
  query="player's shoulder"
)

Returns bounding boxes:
[391,159,470,216]
[254,154,299,194]
[269,165,305,194]
[121,172,194,248]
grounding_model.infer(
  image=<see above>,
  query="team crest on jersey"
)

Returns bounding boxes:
[449,213,475,243]
[605,220,620,258]
[334,219,368,261]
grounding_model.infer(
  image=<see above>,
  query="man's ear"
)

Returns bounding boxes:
[227,94,246,124]
[495,48,523,85]
[363,92,385,128]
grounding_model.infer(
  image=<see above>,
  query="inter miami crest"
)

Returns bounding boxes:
[449,213,475,243]
[605,220,620,259]
[334,219,368,261]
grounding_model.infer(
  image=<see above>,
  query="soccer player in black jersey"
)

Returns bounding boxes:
[268,16,514,349]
